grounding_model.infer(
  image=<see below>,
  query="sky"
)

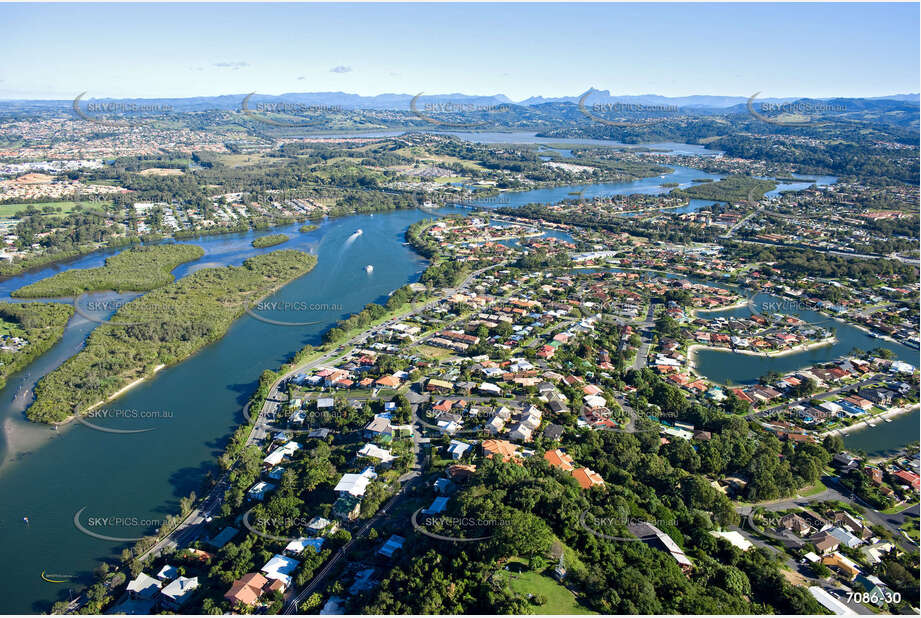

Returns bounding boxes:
[0,3,918,100]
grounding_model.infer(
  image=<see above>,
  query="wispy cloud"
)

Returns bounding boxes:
[213,61,249,70]
[330,65,352,74]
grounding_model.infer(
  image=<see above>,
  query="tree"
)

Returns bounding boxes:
[492,510,553,558]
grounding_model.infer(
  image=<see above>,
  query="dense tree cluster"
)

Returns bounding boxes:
[12,243,203,298]
[27,250,317,423]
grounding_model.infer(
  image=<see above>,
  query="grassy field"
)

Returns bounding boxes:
[415,343,454,359]
[0,201,103,218]
[882,500,920,515]
[0,317,21,337]
[797,480,831,497]
[493,559,595,614]
[900,516,919,541]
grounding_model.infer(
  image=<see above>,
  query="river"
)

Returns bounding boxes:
[843,408,920,458]
[0,210,446,613]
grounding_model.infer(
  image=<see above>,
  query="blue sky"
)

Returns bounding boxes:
[1,3,917,100]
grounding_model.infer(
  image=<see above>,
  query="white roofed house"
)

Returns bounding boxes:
[334,468,376,497]
[158,576,199,610]
[247,480,276,501]
[126,573,162,600]
[446,439,472,460]
[436,419,461,435]
[423,496,449,515]
[583,394,607,409]
[358,443,396,466]
[156,565,179,581]
[261,554,300,589]
[508,422,533,442]
[377,535,406,558]
[478,382,502,396]
[485,415,506,435]
[306,516,337,537]
[263,441,302,466]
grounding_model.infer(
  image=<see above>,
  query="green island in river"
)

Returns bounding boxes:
[0,302,74,390]
[26,249,317,423]
[671,175,776,202]
[252,233,290,248]
[10,244,205,298]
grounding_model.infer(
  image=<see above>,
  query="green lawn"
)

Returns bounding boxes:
[0,200,109,218]
[900,518,919,542]
[881,500,919,515]
[494,559,595,614]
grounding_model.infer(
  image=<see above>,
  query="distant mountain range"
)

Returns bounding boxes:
[1,90,917,113]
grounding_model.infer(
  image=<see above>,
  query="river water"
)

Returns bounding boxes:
[843,408,920,457]
[0,212,439,612]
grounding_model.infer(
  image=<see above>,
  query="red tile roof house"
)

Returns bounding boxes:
[892,470,921,491]
[544,448,575,472]
[224,573,283,608]
[375,375,402,389]
[572,467,605,489]
[732,388,754,403]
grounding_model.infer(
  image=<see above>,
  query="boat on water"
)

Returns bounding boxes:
[365,264,374,273]
[355,229,363,236]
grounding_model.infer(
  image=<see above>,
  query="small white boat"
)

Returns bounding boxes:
[365,264,374,273]
[355,229,363,236]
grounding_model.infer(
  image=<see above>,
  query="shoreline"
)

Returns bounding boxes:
[691,298,749,316]
[687,336,837,371]
[31,253,318,427]
[819,403,919,438]
[49,364,169,429]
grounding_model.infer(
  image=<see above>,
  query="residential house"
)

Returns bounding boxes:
[827,526,863,549]
[779,513,812,536]
[247,481,276,502]
[377,535,405,558]
[224,573,272,607]
[126,573,162,600]
[261,554,299,589]
[544,449,575,472]
[159,576,199,611]
[821,552,860,581]
[481,439,521,463]
[543,423,564,441]
[814,534,842,555]
[364,415,393,439]
[334,469,376,497]
[572,467,605,490]
[446,440,472,460]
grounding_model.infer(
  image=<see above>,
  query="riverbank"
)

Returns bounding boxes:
[691,298,749,316]
[820,403,920,437]
[26,251,319,424]
[53,364,168,428]
[687,337,837,372]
